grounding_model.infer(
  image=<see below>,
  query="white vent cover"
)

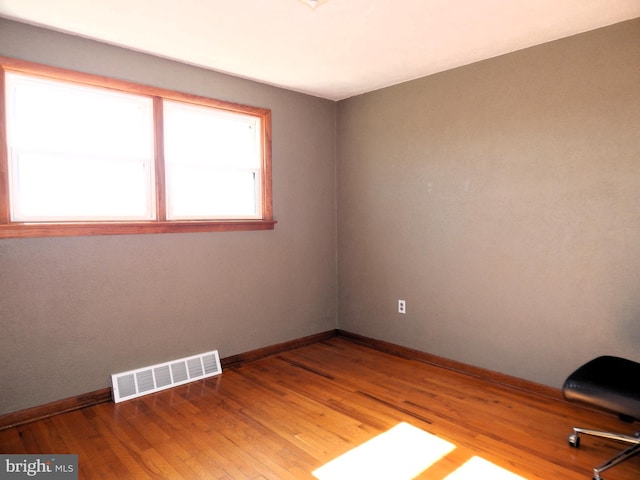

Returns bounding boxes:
[111,350,222,403]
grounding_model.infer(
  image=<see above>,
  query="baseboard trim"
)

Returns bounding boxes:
[0,388,113,431]
[221,329,337,369]
[1,328,562,430]
[0,329,338,431]
[336,329,563,401]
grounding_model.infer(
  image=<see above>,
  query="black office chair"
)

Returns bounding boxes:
[563,356,640,480]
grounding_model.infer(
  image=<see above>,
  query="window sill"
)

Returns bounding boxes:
[0,220,277,239]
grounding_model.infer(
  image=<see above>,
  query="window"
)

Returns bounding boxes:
[6,73,156,222]
[0,56,274,238]
[163,100,262,220]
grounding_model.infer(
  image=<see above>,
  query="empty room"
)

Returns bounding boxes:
[1,1,639,479]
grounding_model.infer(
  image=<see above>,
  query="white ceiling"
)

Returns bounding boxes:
[1,0,639,100]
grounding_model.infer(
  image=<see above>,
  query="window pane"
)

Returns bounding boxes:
[167,166,258,219]
[163,100,261,219]
[8,73,152,158]
[164,101,259,168]
[5,72,155,221]
[11,152,152,221]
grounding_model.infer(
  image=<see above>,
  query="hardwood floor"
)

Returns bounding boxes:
[1,336,639,479]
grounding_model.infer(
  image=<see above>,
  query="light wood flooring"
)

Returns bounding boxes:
[1,336,639,479]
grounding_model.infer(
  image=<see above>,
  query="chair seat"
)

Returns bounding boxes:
[563,356,640,421]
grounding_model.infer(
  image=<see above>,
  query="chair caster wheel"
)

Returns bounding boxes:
[568,433,580,448]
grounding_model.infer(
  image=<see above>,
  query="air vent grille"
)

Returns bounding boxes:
[111,349,222,403]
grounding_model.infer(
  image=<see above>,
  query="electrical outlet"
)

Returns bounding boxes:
[398,299,406,314]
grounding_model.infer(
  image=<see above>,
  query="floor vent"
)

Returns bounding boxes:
[111,350,222,403]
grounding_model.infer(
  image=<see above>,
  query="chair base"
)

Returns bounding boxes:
[568,427,640,480]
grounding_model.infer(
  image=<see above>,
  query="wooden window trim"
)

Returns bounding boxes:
[0,56,275,239]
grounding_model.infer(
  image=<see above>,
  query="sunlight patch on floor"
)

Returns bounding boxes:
[444,456,527,480]
[312,422,530,480]
[312,422,456,480]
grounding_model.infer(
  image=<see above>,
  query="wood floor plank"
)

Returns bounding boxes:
[1,336,638,479]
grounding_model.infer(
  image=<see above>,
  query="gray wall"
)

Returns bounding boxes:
[0,19,337,415]
[2,16,639,416]
[337,19,640,388]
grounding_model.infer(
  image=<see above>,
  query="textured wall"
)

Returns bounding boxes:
[337,19,640,388]
[2,16,639,416]
[0,19,337,415]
